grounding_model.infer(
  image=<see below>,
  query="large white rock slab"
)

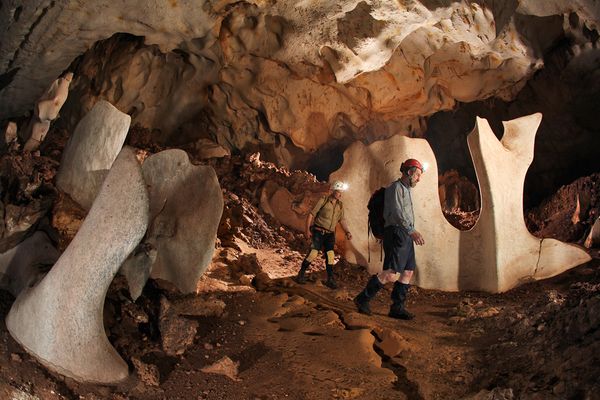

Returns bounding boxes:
[56,100,130,209]
[332,113,591,292]
[6,146,149,384]
[142,149,223,294]
[0,231,59,297]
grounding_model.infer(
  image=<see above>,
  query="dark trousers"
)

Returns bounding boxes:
[382,226,416,273]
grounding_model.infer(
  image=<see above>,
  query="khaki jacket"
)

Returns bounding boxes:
[311,196,344,232]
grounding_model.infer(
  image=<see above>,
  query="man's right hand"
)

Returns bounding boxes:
[306,230,312,239]
[410,230,425,246]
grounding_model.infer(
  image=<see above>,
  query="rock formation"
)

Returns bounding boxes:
[6,147,148,384]
[332,113,591,292]
[3,2,591,146]
[141,149,223,294]
[1,1,597,198]
[21,72,73,152]
[56,100,131,210]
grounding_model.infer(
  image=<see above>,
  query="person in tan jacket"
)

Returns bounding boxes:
[294,181,352,289]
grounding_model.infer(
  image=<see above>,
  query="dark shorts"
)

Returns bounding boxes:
[310,226,335,253]
[382,226,416,273]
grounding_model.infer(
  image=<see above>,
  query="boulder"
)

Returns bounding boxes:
[6,146,149,383]
[56,100,131,210]
[193,138,230,159]
[259,181,305,232]
[158,296,198,356]
[0,200,53,253]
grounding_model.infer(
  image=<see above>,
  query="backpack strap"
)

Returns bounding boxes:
[367,219,371,263]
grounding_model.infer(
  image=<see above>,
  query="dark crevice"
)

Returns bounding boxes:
[0,67,20,93]
[13,6,23,22]
[371,334,424,399]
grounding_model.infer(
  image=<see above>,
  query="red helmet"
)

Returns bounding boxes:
[400,158,424,173]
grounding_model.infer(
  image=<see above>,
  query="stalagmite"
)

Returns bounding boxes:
[22,73,73,152]
[332,113,591,292]
[6,147,149,383]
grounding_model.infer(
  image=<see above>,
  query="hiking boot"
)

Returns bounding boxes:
[389,281,413,319]
[324,278,338,289]
[294,260,310,284]
[353,295,372,315]
[353,275,384,316]
[293,273,307,284]
[388,306,414,320]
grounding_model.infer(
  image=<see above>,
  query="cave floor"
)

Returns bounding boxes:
[0,252,598,400]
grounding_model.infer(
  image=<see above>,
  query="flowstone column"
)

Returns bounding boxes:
[331,113,590,292]
[6,147,148,383]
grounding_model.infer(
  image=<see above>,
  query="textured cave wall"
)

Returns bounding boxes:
[1,0,599,186]
[426,10,600,207]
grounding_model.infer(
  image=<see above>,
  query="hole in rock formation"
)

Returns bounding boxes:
[13,6,23,22]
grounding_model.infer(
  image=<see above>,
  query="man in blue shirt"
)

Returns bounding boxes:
[353,159,425,320]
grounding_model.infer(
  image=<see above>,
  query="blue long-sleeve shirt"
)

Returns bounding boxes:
[383,179,415,234]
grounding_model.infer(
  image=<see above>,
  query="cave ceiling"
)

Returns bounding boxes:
[0,0,599,191]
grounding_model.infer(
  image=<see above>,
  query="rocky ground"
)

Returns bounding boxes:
[0,134,598,400]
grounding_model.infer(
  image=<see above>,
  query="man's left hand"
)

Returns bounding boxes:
[410,230,425,245]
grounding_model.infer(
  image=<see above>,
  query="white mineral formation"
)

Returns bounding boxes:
[21,72,73,152]
[3,121,17,149]
[141,149,223,293]
[56,100,131,210]
[6,147,149,383]
[332,113,591,292]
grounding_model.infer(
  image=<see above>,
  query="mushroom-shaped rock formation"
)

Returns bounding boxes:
[332,113,591,292]
[56,100,131,210]
[6,146,149,384]
[141,149,223,294]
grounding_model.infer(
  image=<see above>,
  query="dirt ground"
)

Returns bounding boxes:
[0,244,598,400]
[1,143,598,400]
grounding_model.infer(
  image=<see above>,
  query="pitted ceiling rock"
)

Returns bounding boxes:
[141,149,224,294]
[331,113,591,292]
[56,100,130,210]
[0,0,215,118]
[6,146,149,384]
[3,1,596,151]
